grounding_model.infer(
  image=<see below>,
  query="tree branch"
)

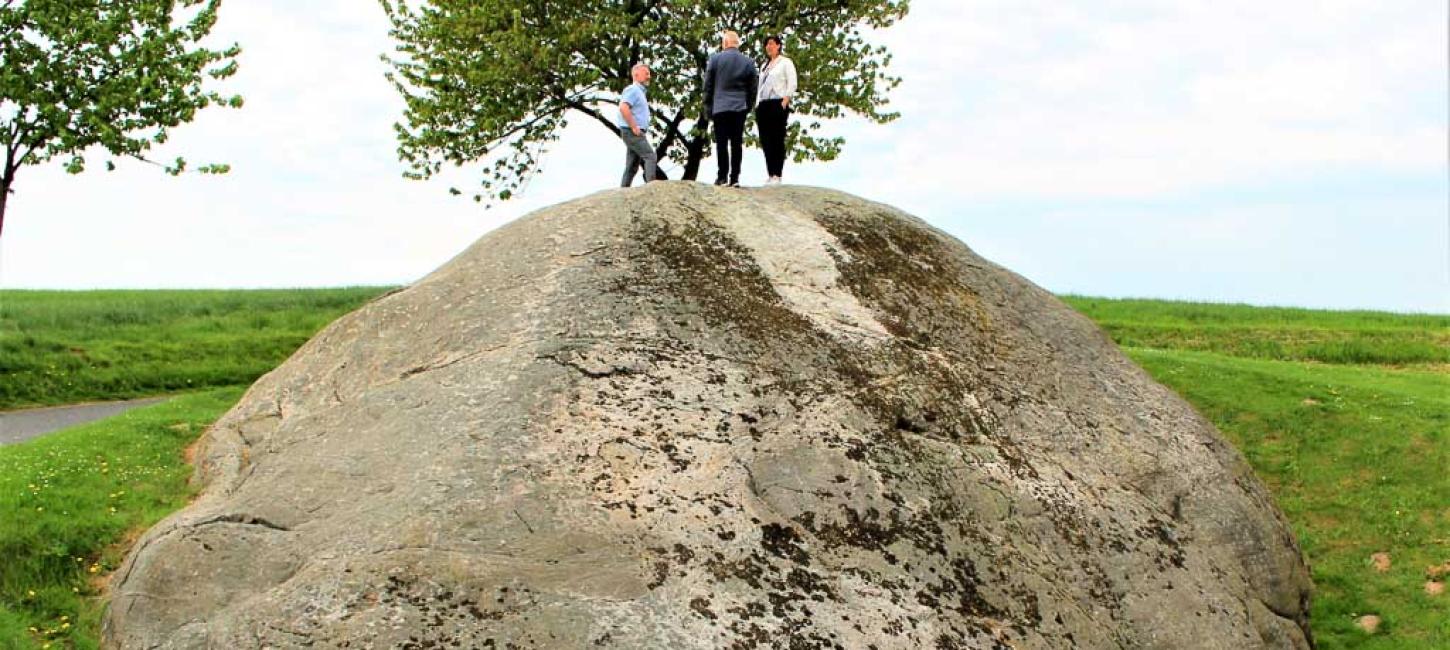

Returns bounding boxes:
[3,142,17,182]
[381,0,906,198]
[451,103,570,160]
[654,108,688,159]
[474,81,610,153]
[3,117,19,159]
[6,118,35,171]
[627,0,660,28]
[576,50,620,84]
[566,99,620,136]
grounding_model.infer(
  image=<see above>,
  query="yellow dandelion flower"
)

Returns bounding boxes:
[88,564,99,574]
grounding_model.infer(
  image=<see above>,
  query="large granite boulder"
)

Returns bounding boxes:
[104,183,1312,649]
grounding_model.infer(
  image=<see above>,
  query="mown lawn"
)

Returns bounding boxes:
[1127,349,1448,648]
[0,389,242,650]
[1064,295,1450,366]
[1063,296,1448,648]
[0,288,393,410]
[0,292,1444,648]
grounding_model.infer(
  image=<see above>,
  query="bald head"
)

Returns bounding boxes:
[721,30,740,49]
[631,63,651,84]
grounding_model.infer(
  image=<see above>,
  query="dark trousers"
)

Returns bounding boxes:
[755,99,789,178]
[712,110,747,183]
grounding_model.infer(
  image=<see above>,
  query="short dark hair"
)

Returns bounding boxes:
[764,35,783,48]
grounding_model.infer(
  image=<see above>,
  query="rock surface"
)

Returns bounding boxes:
[104,183,1313,649]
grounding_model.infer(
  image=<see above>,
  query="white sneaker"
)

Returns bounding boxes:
[766,177,781,185]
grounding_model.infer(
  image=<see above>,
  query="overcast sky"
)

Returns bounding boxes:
[1,0,1446,313]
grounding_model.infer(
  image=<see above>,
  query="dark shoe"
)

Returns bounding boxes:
[728,179,740,187]
[714,178,728,186]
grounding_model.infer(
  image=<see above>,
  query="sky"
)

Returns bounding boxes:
[1,0,1446,313]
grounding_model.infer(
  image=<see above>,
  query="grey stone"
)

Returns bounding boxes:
[103,183,1312,649]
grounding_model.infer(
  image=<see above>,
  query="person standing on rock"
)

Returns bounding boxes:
[704,31,758,187]
[755,35,797,186]
[617,63,658,187]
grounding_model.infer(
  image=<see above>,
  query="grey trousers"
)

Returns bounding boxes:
[620,128,657,187]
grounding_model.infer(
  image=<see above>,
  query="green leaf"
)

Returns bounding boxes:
[379,0,908,207]
[0,0,244,220]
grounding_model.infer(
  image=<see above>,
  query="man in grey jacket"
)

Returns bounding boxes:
[703,31,758,186]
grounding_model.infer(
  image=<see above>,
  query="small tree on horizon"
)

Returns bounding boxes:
[0,0,243,240]
[380,0,907,203]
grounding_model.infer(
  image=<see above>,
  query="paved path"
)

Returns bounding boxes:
[0,397,171,446]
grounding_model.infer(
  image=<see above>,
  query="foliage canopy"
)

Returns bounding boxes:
[381,0,908,201]
[0,0,242,236]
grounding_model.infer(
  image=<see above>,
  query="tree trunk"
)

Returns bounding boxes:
[0,170,12,240]
[600,118,670,181]
[682,134,709,181]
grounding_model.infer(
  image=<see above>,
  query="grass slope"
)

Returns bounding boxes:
[1064,295,1450,366]
[1129,348,1448,648]
[0,292,1444,648]
[0,389,242,649]
[0,288,392,410]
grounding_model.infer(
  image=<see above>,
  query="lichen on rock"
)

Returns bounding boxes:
[104,183,1312,649]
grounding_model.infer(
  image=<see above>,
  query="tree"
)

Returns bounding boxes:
[0,0,242,239]
[380,0,906,202]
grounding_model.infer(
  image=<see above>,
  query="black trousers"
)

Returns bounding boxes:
[712,110,748,183]
[755,99,789,178]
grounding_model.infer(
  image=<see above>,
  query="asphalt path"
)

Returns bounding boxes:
[0,397,171,446]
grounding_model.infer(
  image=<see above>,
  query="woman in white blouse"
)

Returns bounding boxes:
[755,35,797,185]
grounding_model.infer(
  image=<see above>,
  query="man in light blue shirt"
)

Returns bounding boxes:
[617,63,657,187]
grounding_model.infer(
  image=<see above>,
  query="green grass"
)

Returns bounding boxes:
[0,292,1444,648]
[1064,297,1448,648]
[0,288,393,410]
[1063,295,1450,366]
[0,389,242,649]
[1128,349,1448,648]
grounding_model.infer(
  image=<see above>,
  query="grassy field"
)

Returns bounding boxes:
[1063,297,1449,648]
[1063,295,1450,366]
[0,291,1445,648]
[0,288,392,410]
[0,389,242,649]
[1127,350,1447,648]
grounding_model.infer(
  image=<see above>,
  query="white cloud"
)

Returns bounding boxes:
[830,0,1448,202]
[0,0,1444,313]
